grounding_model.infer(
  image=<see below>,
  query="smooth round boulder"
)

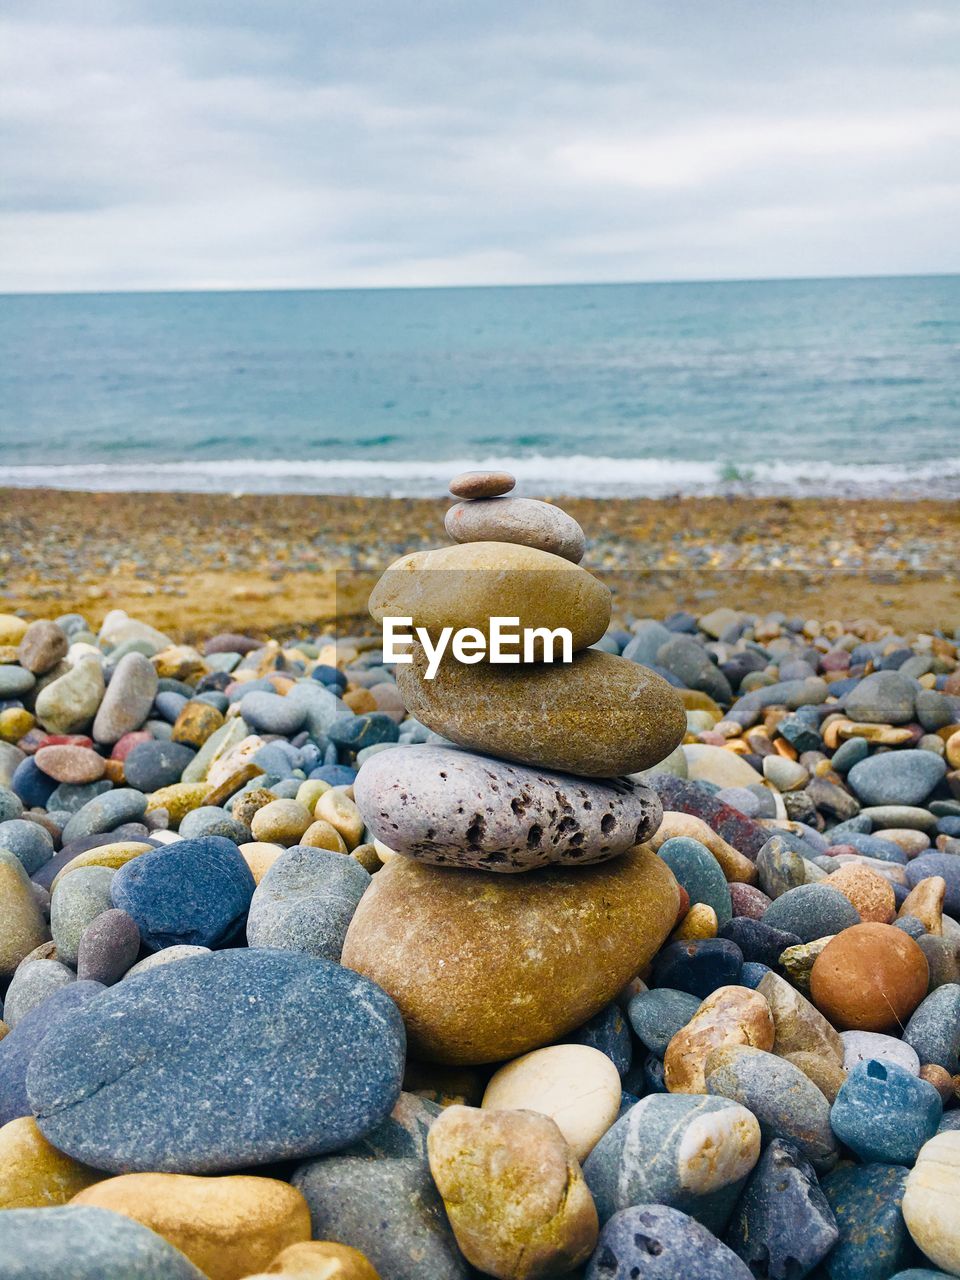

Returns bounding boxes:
[27,949,406,1173]
[427,1105,598,1279]
[72,1173,312,1280]
[481,1044,621,1161]
[903,1132,960,1276]
[368,541,611,654]
[341,845,679,1064]
[586,1204,753,1280]
[810,923,930,1032]
[396,647,685,777]
[354,744,663,872]
[444,496,586,563]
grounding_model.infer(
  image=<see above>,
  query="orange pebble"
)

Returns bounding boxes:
[810,923,929,1033]
[825,864,896,924]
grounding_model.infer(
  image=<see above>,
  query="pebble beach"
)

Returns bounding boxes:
[1,474,960,1279]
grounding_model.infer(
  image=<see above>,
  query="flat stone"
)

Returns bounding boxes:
[582,1092,760,1232]
[396,647,686,777]
[93,653,159,744]
[448,469,515,498]
[354,744,663,872]
[341,845,678,1064]
[848,751,947,807]
[62,789,149,844]
[34,745,105,784]
[445,496,586,562]
[369,540,611,654]
[28,949,405,1173]
[246,845,369,962]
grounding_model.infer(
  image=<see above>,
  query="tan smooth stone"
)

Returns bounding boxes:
[50,841,153,891]
[299,820,348,853]
[254,1240,380,1277]
[919,1064,955,1104]
[449,470,516,499]
[876,828,931,856]
[427,1105,598,1279]
[903,1131,960,1274]
[825,864,896,924]
[647,811,758,885]
[665,985,775,1095]
[671,902,718,942]
[946,729,960,769]
[72,1173,311,1280]
[0,614,29,646]
[481,1044,621,1161]
[342,845,679,1065]
[683,745,765,788]
[810,923,929,1033]
[314,789,364,850]
[146,782,209,825]
[0,851,49,978]
[445,497,586,564]
[239,842,285,885]
[0,1117,102,1208]
[899,877,946,936]
[757,970,844,1064]
[397,647,685,778]
[251,799,314,846]
[369,541,611,654]
[781,1051,847,1104]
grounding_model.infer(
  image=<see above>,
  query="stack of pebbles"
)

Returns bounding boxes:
[341,470,688,1074]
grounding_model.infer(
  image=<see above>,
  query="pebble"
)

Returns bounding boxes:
[0,1204,208,1278]
[831,1058,942,1163]
[341,845,678,1064]
[664,985,774,1094]
[0,850,49,978]
[445,495,586,562]
[586,1204,754,1279]
[76,908,141,983]
[902,1131,960,1276]
[50,866,115,966]
[34,658,105,734]
[448,469,515,498]
[719,917,802,967]
[240,690,308,736]
[61,787,148,844]
[1,959,75,1028]
[92,652,159,744]
[0,1115,102,1208]
[651,938,744,998]
[177,806,249,842]
[0,817,55,874]
[396,647,685,777]
[848,750,947,807]
[72,1172,312,1280]
[0,981,104,1126]
[480,1043,621,1161]
[657,836,733,925]
[822,1162,914,1280]
[841,1030,921,1075]
[826,863,896,923]
[427,1105,599,1278]
[810,923,930,1032]
[28,949,405,1172]
[34,744,105,784]
[628,988,702,1057]
[249,798,314,845]
[762,883,861,942]
[844,670,917,724]
[724,1138,838,1280]
[0,666,36,698]
[111,836,255,950]
[903,984,960,1073]
[906,853,960,916]
[246,845,369,961]
[354,744,663,872]
[582,1092,760,1232]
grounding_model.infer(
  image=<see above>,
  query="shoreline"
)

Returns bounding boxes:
[2,488,958,640]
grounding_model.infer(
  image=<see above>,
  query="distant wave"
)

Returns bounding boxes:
[1,455,959,498]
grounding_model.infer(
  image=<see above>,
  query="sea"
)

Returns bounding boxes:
[1,275,958,498]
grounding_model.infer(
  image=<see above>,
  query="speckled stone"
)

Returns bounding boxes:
[848,751,947,808]
[586,1204,754,1280]
[842,1031,921,1076]
[664,985,774,1095]
[845,671,917,725]
[822,1162,914,1280]
[354,744,663,872]
[34,658,105,735]
[724,1138,838,1280]
[445,496,586,562]
[61,788,149,844]
[704,1045,838,1172]
[1,959,74,1028]
[831,1058,942,1164]
[76,908,141,984]
[27,949,405,1173]
[92,653,159,745]
[246,845,369,962]
[761,883,860,943]
[628,988,702,1057]
[582,1092,761,1231]
[398,647,685,778]
[657,837,733,926]
[903,985,960,1074]
[341,846,679,1064]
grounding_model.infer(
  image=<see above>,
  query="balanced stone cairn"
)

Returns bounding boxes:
[343,471,687,1074]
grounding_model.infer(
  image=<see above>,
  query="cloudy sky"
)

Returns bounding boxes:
[2,1,959,292]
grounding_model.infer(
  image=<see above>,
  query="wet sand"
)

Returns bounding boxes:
[1,489,957,641]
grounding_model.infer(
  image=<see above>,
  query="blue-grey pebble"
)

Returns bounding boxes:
[62,789,149,844]
[572,1001,633,1076]
[821,1162,915,1280]
[177,806,249,842]
[844,670,916,725]
[761,883,860,943]
[0,818,54,874]
[0,980,104,1125]
[239,690,308,736]
[0,667,35,697]
[724,1138,838,1280]
[0,1206,207,1279]
[830,1058,942,1164]
[28,949,405,1173]
[246,844,369,961]
[847,751,947,808]
[2,958,75,1028]
[657,837,733,925]
[628,988,702,1057]
[831,737,870,774]
[0,786,23,822]
[328,712,399,750]
[705,1045,838,1172]
[48,780,113,815]
[650,938,744,998]
[720,917,802,969]
[903,984,960,1073]
[585,1204,753,1280]
[111,836,255,951]
[906,853,960,917]
[123,740,196,793]
[50,865,116,967]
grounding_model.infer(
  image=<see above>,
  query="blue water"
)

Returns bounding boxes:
[1,276,958,496]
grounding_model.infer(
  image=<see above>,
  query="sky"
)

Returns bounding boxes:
[2,1,959,292]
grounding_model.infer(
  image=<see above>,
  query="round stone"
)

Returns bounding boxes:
[481,1044,621,1161]
[2,959,75,1028]
[0,1115,102,1208]
[826,863,896,923]
[72,1172,312,1280]
[34,658,105,736]
[17,621,69,675]
[903,1132,960,1275]
[123,741,196,793]
[50,866,115,967]
[34,745,105,785]
[586,1204,753,1279]
[27,949,406,1173]
[0,850,49,979]
[810,922,930,1032]
[448,470,516,498]
[761,883,861,943]
[427,1105,598,1278]
[627,988,702,1057]
[396,647,686,777]
[848,750,947,807]
[0,818,55,874]
[355,745,662,873]
[76,908,141,984]
[845,671,917,724]
[250,799,314,846]
[341,845,679,1064]
[444,497,586,563]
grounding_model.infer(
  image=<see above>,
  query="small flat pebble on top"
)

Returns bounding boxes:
[448,469,515,499]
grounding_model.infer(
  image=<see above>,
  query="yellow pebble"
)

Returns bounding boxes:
[314,788,364,850]
[0,615,29,646]
[146,783,210,826]
[299,820,348,853]
[295,779,331,812]
[0,708,34,743]
[239,842,285,884]
[255,1240,381,1278]
[50,842,153,891]
[670,902,718,941]
[0,1116,102,1208]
